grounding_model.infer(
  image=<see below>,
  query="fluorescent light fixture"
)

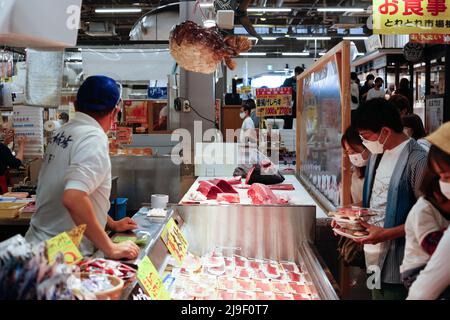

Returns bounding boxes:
[282,52,310,56]
[199,3,214,8]
[95,8,142,13]
[239,52,267,56]
[284,34,290,38]
[319,52,326,56]
[343,36,369,40]
[247,37,277,40]
[356,53,364,56]
[203,19,216,28]
[296,36,331,40]
[317,8,365,12]
[260,17,267,21]
[247,8,292,12]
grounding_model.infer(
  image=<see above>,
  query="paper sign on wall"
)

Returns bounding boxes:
[373,0,450,35]
[160,218,188,264]
[137,256,170,300]
[46,232,83,265]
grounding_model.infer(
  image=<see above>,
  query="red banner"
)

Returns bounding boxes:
[410,33,450,43]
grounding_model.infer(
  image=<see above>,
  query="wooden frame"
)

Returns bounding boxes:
[295,41,352,208]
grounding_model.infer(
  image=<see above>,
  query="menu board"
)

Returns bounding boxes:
[299,60,342,207]
[12,105,44,157]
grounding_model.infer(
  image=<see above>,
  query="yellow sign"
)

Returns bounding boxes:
[160,218,188,264]
[46,232,83,265]
[373,0,450,34]
[137,256,170,300]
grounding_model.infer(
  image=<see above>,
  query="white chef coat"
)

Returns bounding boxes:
[366,88,386,101]
[407,227,450,300]
[25,112,111,256]
[364,139,410,269]
[400,197,449,273]
[240,116,256,143]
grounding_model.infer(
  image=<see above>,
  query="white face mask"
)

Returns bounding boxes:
[348,153,368,167]
[240,112,246,120]
[439,180,450,200]
[361,131,389,155]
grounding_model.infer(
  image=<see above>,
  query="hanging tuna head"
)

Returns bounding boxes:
[169,20,251,74]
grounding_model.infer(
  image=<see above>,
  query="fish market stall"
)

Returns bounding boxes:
[120,204,339,300]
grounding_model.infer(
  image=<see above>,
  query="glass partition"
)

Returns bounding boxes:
[299,59,342,208]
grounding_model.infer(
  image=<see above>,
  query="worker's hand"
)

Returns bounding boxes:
[111,217,138,233]
[105,241,140,260]
[355,221,388,245]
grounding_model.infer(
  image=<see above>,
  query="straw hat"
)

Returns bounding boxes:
[426,121,450,155]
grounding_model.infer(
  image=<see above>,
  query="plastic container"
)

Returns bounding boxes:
[108,198,128,220]
[0,202,26,218]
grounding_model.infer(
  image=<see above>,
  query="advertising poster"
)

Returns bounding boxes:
[256,87,292,117]
[124,100,148,124]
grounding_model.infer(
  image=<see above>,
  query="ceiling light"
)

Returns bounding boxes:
[356,53,365,56]
[247,37,277,41]
[284,34,290,38]
[247,8,292,12]
[319,52,326,56]
[239,52,267,56]
[296,36,331,40]
[260,17,267,21]
[317,8,365,12]
[95,8,142,14]
[203,19,216,28]
[343,36,369,40]
[282,52,310,56]
[199,3,214,8]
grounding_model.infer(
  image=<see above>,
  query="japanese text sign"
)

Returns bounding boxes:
[46,232,83,265]
[374,0,450,34]
[137,256,170,300]
[160,218,188,264]
[256,87,293,117]
[410,33,450,43]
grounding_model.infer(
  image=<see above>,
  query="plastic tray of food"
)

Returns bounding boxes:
[329,206,378,221]
[333,228,369,240]
[333,217,366,231]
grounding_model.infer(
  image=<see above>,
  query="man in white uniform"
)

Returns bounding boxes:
[26,76,139,260]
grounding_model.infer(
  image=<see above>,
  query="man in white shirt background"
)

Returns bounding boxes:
[351,98,427,300]
[366,77,386,101]
[26,76,140,260]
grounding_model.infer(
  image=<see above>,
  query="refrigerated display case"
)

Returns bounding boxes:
[120,205,339,300]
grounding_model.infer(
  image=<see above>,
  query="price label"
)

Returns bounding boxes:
[46,232,83,265]
[137,256,170,300]
[160,218,188,264]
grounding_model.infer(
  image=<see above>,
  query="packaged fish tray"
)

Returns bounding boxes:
[218,276,237,291]
[270,280,292,294]
[235,278,256,291]
[255,291,275,300]
[254,279,273,292]
[234,290,256,300]
[280,261,300,273]
[217,289,235,300]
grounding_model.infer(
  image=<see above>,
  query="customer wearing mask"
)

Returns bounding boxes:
[352,98,428,300]
[245,99,259,128]
[360,74,375,102]
[239,103,255,143]
[366,77,386,101]
[406,122,450,300]
[341,126,369,205]
[402,114,431,152]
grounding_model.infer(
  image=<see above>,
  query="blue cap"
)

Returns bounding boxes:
[76,76,121,111]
